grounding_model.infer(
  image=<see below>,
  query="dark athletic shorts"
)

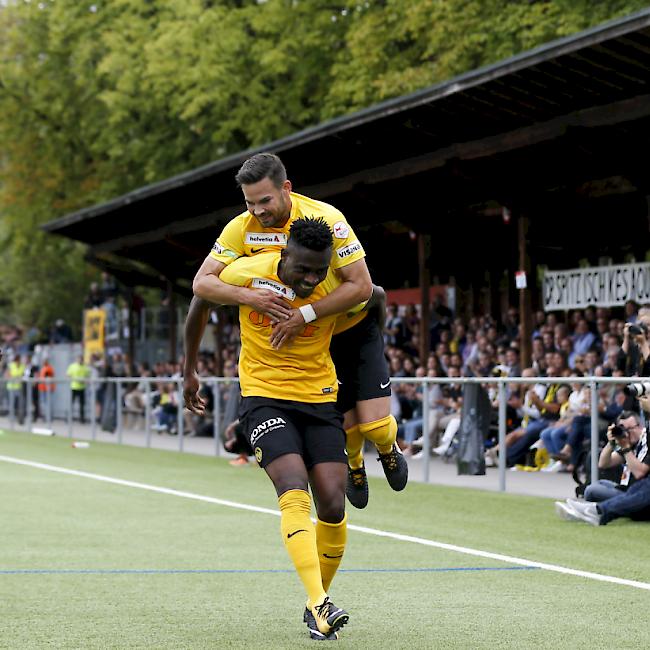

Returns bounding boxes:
[330,314,391,415]
[238,396,347,469]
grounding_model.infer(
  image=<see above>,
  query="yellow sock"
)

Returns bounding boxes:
[346,424,364,470]
[316,514,347,593]
[360,415,397,455]
[278,490,325,607]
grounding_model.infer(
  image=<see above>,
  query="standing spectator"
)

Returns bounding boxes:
[26,355,40,421]
[50,319,73,344]
[102,295,119,341]
[100,271,119,301]
[37,357,55,422]
[67,355,91,423]
[84,282,104,309]
[6,354,26,424]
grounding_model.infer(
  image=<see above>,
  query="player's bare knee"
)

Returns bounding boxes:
[316,501,345,524]
[273,478,309,497]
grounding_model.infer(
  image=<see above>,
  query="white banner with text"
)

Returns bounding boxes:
[543,262,650,311]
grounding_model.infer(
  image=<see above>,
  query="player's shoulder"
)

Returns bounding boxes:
[222,251,279,285]
[231,251,278,274]
[292,193,346,224]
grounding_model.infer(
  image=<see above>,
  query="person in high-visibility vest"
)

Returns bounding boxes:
[67,355,91,423]
[37,358,56,421]
[6,355,26,424]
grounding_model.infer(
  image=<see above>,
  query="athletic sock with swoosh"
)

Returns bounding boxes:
[316,513,347,593]
[279,489,326,607]
[360,415,398,455]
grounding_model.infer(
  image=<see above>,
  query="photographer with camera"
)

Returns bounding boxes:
[617,308,650,407]
[555,410,650,525]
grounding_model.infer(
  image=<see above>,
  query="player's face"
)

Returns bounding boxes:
[280,245,331,298]
[241,177,291,228]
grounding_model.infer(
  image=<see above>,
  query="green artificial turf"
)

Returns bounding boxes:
[1,429,649,649]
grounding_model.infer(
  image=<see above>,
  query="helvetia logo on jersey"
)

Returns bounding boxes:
[252,278,296,300]
[250,417,287,445]
[245,232,288,245]
[336,241,362,259]
[332,221,349,239]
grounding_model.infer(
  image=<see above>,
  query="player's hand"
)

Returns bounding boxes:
[270,309,306,349]
[244,289,292,321]
[183,371,206,415]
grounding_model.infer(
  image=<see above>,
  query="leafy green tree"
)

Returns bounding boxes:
[1,0,648,334]
[322,0,650,117]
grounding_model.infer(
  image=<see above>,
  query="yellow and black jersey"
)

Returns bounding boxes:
[220,252,341,403]
[209,192,365,272]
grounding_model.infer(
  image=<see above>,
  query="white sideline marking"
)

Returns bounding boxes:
[2,454,650,592]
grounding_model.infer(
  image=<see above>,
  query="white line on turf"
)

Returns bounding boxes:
[2,454,649,592]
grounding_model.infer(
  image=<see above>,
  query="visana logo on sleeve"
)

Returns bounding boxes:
[250,417,287,445]
[245,232,288,246]
[252,278,296,300]
[336,241,362,259]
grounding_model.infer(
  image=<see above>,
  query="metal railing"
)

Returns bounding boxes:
[0,375,642,491]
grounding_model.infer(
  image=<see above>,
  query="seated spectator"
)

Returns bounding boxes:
[572,318,597,356]
[552,384,625,472]
[410,366,463,457]
[384,303,406,347]
[539,385,579,472]
[504,348,521,377]
[152,382,178,433]
[398,367,443,453]
[485,366,561,467]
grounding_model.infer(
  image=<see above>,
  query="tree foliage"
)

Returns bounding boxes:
[0,0,648,330]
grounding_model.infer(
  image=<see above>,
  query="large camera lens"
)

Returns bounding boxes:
[623,382,650,397]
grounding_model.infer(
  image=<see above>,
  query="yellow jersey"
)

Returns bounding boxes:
[220,252,341,403]
[210,192,368,334]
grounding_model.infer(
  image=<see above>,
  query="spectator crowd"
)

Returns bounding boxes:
[2,278,649,476]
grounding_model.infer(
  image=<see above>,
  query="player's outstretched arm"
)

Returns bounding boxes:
[183,296,211,415]
[193,254,292,320]
[270,258,373,349]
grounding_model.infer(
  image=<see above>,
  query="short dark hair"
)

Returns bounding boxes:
[235,153,287,188]
[618,410,642,425]
[288,217,332,252]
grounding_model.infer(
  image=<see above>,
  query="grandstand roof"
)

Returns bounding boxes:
[43,9,650,294]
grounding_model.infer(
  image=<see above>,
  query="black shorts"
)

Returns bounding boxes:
[238,397,347,469]
[330,315,391,415]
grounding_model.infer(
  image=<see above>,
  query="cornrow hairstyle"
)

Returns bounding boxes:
[235,153,287,188]
[289,217,333,252]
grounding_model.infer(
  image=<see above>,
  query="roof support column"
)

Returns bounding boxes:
[167,280,177,362]
[418,233,431,364]
[518,214,532,368]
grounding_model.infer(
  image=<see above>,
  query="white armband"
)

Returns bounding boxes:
[299,304,317,323]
